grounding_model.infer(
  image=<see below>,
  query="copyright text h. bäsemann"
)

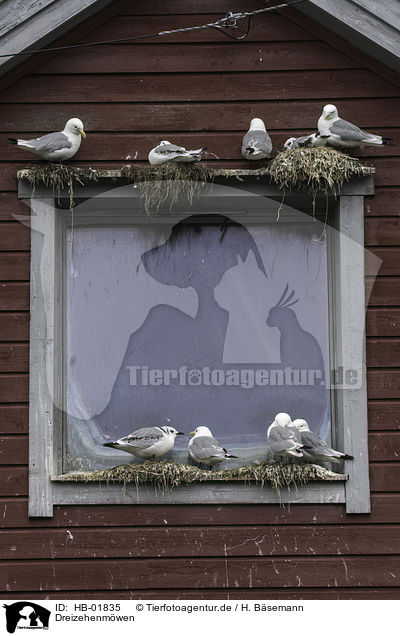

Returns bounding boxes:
[143,603,304,612]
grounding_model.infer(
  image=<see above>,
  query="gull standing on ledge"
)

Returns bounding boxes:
[103,424,184,460]
[148,140,207,165]
[291,418,353,463]
[188,426,238,469]
[242,118,272,160]
[267,412,304,460]
[318,104,392,148]
[8,118,86,161]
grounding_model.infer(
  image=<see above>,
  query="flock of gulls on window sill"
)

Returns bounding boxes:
[102,412,353,471]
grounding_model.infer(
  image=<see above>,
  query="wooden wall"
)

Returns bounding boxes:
[0,0,399,599]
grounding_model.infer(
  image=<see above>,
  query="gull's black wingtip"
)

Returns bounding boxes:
[8,138,18,145]
[103,442,116,448]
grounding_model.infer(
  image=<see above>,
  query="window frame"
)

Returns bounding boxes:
[19,173,373,516]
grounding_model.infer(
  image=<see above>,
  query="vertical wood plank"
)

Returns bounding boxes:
[29,198,56,517]
[335,196,370,513]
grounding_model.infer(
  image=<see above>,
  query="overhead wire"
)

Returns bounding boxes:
[0,0,307,57]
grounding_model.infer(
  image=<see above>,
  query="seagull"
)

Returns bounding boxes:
[242,118,272,160]
[283,132,329,151]
[291,418,354,463]
[188,426,238,469]
[318,104,392,148]
[148,140,207,165]
[8,118,86,161]
[103,423,184,460]
[267,412,305,460]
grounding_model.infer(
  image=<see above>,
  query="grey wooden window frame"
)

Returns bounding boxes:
[18,173,373,517]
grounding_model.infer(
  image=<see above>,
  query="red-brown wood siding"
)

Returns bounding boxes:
[0,0,399,599]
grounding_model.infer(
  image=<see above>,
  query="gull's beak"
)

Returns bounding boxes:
[189,431,195,436]
[324,114,329,120]
[80,130,86,138]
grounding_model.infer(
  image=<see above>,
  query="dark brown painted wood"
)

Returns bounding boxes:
[37,42,361,74]
[367,338,400,366]
[365,218,400,246]
[370,464,400,491]
[0,374,29,402]
[0,466,27,496]
[369,432,400,460]
[2,494,400,528]
[367,279,400,306]
[2,556,400,591]
[0,588,398,600]
[0,283,29,310]
[0,253,29,281]
[0,405,28,433]
[1,524,399,559]
[1,98,399,132]
[0,223,30,251]
[0,436,27,464]
[367,370,400,399]
[368,402,400,430]
[1,71,399,104]
[367,309,400,336]
[366,189,400,217]
[0,344,29,371]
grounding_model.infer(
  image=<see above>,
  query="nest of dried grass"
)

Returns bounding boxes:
[121,162,216,212]
[267,146,373,194]
[55,460,346,494]
[18,164,100,211]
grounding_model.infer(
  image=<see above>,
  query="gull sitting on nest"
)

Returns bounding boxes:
[283,132,329,151]
[8,118,86,161]
[318,104,392,148]
[148,140,207,165]
[188,426,238,469]
[242,118,272,160]
[103,423,184,460]
[267,412,305,460]
[291,418,353,464]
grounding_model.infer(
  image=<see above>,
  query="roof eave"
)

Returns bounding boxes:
[297,0,400,74]
[0,0,115,77]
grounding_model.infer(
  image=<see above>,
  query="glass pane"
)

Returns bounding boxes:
[65,213,331,471]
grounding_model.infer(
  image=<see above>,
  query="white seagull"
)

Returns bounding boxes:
[148,140,207,165]
[318,104,392,148]
[267,412,304,460]
[188,426,238,468]
[8,118,86,161]
[103,424,184,460]
[291,418,353,463]
[283,132,329,151]
[242,118,272,160]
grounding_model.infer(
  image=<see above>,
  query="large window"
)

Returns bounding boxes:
[21,175,373,515]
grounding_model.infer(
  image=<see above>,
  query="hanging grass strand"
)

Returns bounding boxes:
[120,162,215,213]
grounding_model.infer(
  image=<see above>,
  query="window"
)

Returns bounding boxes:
[20,174,373,516]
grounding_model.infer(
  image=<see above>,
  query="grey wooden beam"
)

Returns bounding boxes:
[52,481,346,506]
[297,0,400,73]
[0,0,115,76]
[333,196,370,514]
[17,174,375,200]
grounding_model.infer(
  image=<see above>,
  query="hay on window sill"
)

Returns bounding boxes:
[120,162,216,213]
[53,460,346,494]
[17,149,374,213]
[267,146,374,194]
